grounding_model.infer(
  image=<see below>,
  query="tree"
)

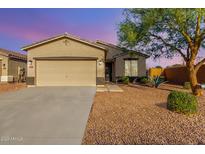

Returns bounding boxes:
[118,9,205,96]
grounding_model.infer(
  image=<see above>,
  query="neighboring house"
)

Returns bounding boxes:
[21,33,149,87]
[0,48,27,82]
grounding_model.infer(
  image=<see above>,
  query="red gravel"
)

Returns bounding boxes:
[82,84,205,145]
[0,83,26,94]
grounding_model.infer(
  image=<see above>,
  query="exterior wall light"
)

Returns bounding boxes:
[2,64,6,69]
[98,60,103,65]
[28,60,33,68]
[28,60,33,66]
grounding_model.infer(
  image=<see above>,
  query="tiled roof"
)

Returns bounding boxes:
[0,48,27,61]
[21,32,107,51]
[96,40,150,58]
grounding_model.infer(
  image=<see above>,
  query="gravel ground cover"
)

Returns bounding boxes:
[82,84,205,145]
[0,83,26,94]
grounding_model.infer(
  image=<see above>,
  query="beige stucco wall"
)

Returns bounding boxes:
[0,53,27,81]
[27,38,105,79]
[0,60,1,76]
[8,59,27,81]
[115,54,146,77]
[0,54,9,76]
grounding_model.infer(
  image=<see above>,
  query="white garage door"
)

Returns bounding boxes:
[36,60,96,86]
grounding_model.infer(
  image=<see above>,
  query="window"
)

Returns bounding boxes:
[124,59,138,76]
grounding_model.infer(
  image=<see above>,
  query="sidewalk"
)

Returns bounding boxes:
[96,84,123,92]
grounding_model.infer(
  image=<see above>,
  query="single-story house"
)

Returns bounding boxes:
[95,41,149,82]
[21,33,149,86]
[0,48,27,82]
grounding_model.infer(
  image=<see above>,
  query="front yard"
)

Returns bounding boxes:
[0,83,26,94]
[82,84,205,144]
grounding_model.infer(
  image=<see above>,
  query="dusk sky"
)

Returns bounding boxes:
[0,8,184,68]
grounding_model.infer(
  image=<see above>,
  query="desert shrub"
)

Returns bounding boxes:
[138,76,146,81]
[139,76,150,84]
[159,76,166,82]
[152,76,167,88]
[121,76,129,84]
[167,90,198,114]
[183,82,191,89]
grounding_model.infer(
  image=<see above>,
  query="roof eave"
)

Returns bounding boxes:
[96,40,149,58]
[21,35,64,51]
[9,55,27,61]
[113,51,150,59]
[0,48,27,60]
[21,34,107,52]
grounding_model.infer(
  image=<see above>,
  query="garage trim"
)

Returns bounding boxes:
[35,57,97,86]
[33,56,98,60]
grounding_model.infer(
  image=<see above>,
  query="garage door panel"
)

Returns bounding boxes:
[36,60,96,86]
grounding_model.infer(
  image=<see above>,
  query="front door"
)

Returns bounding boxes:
[105,62,112,82]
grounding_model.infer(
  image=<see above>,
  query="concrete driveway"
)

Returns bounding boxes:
[0,87,96,145]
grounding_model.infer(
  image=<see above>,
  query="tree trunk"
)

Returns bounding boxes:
[187,66,202,96]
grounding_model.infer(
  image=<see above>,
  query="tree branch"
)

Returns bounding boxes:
[195,14,201,42]
[166,19,194,48]
[150,33,188,61]
[195,57,205,72]
[187,46,190,59]
[198,32,205,44]
[194,12,203,54]
[181,31,193,47]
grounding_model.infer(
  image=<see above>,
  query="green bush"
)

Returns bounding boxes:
[121,76,129,84]
[167,91,198,114]
[183,82,191,89]
[140,77,150,84]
